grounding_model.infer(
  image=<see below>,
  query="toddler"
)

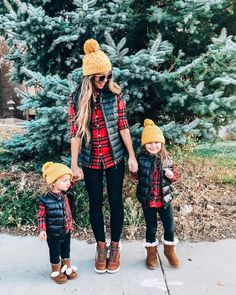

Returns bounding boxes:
[38,162,78,283]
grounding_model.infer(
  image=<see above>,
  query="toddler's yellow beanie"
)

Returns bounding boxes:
[42,162,73,185]
[82,39,112,76]
[141,119,165,146]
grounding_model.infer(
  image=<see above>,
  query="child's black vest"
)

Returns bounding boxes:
[71,88,126,166]
[38,191,76,239]
[136,152,174,209]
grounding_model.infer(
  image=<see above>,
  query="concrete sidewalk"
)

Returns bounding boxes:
[0,234,235,295]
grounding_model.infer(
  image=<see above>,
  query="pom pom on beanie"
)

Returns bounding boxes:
[83,39,100,54]
[82,39,112,76]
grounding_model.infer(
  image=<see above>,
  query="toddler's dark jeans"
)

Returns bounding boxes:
[47,231,71,264]
[82,160,125,243]
[142,203,175,243]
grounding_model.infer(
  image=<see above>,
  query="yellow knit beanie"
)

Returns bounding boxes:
[82,39,112,76]
[42,162,73,185]
[141,119,165,146]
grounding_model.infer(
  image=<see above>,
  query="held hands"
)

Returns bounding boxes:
[71,165,84,181]
[39,230,47,241]
[128,156,138,173]
[165,168,174,179]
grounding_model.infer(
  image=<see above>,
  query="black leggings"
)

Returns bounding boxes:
[142,204,175,243]
[47,231,71,264]
[82,160,125,243]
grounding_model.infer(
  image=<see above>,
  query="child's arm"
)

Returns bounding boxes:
[38,202,47,240]
[66,187,77,222]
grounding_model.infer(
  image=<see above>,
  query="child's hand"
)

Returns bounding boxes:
[165,168,174,179]
[39,230,47,241]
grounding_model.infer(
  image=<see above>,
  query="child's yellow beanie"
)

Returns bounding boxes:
[141,119,165,146]
[42,162,73,184]
[82,39,112,76]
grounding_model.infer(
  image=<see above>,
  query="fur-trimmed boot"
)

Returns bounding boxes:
[145,241,159,270]
[61,258,78,280]
[162,237,180,268]
[50,263,68,284]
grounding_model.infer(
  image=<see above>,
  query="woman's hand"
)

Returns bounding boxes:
[71,165,84,181]
[39,230,47,241]
[128,156,138,173]
[165,168,174,179]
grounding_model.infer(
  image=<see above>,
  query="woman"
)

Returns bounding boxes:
[68,39,138,274]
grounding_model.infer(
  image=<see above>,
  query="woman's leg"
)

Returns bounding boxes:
[105,160,125,242]
[82,166,105,242]
[105,161,125,273]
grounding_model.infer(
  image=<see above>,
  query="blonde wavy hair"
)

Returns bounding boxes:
[158,144,169,166]
[75,75,122,146]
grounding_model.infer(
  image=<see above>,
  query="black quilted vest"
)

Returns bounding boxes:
[136,152,174,209]
[72,88,126,166]
[38,191,76,239]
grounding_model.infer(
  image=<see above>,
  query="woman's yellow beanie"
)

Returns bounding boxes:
[42,162,73,185]
[82,39,112,76]
[141,119,165,146]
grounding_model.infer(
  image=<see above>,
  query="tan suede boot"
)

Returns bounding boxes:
[51,263,67,284]
[61,258,78,280]
[145,241,159,270]
[107,241,120,274]
[94,241,107,273]
[162,237,180,268]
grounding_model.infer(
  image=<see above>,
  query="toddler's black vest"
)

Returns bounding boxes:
[39,193,67,239]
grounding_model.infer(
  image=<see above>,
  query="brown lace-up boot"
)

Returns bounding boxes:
[61,258,78,279]
[50,263,68,284]
[107,241,120,274]
[145,241,159,270]
[162,237,180,268]
[94,241,107,273]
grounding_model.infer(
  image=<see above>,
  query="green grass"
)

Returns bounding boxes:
[219,176,236,186]
[192,140,236,168]
[189,140,236,187]
[193,140,236,159]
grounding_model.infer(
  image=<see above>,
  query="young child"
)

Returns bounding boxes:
[38,162,78,284]
[135,119,180,269]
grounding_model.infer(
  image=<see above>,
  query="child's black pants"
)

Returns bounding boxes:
[142,204,175,243]
[47,231,71,264]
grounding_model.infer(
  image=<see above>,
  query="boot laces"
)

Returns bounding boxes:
[109,245,119,263]
[97,247,107,263]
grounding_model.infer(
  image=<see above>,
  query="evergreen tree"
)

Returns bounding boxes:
[0,0,235,160]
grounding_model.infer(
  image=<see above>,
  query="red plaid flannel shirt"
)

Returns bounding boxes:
[68,92,129,169]
[149,164,178,208]
[38,192,73,233]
